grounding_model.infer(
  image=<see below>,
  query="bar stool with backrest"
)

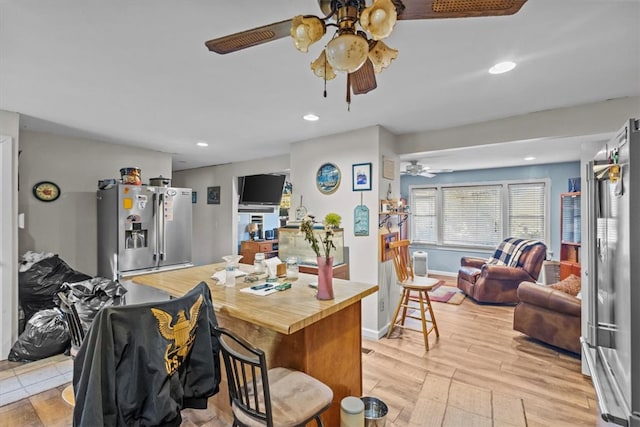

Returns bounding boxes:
[386,239,440,351]
[214,326,333,427]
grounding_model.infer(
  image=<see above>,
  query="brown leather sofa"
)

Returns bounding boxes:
[457,243,547,304]
[513,281,581,354]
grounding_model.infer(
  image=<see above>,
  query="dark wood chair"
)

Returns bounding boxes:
[214,326,333,427]
[57,292,86,406]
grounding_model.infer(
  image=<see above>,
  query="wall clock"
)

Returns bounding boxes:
[316,163,341,195]
[32,181,61,202]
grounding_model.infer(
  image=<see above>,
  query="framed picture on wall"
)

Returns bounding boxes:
[192,191,197,204]
[382,157,395,180]
[352,162,372,191]
[207,186,220,204]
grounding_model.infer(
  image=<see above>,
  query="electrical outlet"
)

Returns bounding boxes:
[379,300,384,312]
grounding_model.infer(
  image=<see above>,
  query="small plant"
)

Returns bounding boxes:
[299,213,341,263]
[324,212,341,228]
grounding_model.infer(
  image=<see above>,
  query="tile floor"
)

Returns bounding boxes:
[0,354,72,407]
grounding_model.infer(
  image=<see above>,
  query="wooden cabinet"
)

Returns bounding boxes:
[560,192,581,279]
[299,263,350,280]
[240,239,278,265]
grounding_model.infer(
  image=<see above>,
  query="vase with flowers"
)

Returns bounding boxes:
[300,213,341,300]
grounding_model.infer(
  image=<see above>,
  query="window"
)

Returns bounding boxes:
[442,185,503,247]
[508,183,546,240]
[412,188,437,243]
[410,180,548,249]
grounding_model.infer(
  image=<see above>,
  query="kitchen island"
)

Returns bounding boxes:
[130,263,378,425]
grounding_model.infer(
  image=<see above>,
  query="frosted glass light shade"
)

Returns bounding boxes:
[310,50,336,80]
[325,33,369,73]
[368,40,398,73]
[360,0,397,40]
[291,15,325,53]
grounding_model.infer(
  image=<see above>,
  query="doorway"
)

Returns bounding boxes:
[0,134,18,358]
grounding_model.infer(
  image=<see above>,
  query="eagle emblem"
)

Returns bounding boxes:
[151,294,203,375]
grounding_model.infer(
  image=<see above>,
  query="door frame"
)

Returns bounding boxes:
[0,134,18,358]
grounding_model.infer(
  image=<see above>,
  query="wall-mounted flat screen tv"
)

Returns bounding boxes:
[239,174,286,206]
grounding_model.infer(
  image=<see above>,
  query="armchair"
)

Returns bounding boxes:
[513,279,581,354]
[457,239,547,304]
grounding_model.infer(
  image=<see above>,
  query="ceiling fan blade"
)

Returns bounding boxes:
[397,0,527,20]
[205,19,293,54]
[350,59,377,95]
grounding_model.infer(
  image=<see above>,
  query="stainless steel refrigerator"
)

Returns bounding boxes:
[97,184,193,280]
[582,118,640,426]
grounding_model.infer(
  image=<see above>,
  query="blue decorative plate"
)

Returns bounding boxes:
[316,163,341,194]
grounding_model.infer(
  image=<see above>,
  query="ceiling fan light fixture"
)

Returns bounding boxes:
[360,0,398,40]
[368,40,398,73]
[291,15,326,53]
[325,32,369,73]
[310,50,337,80]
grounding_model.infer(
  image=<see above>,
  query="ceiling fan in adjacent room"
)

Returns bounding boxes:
[204,0,528,102]
[401,160,452,178]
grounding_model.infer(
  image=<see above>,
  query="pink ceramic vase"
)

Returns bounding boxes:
[316,256,334,300]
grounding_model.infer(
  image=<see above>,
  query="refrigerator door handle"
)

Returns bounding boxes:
[159,192,166,261]
[152,193,158,261]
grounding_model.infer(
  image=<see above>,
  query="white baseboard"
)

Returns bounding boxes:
[426,269,458,277]
[362,324,389,340]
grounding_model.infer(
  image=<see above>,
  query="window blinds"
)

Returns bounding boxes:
[508,182,546,240]
[411,188,437,243]
[442,185,503,247]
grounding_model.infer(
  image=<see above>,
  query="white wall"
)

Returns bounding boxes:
[0,110,20,359]
[290,126,385,337]
[18,131,172,275]
[397,97,640,154]
[377,127,401,335]
[172,155,290,266]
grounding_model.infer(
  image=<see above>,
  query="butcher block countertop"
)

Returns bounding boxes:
[130,263,378,335]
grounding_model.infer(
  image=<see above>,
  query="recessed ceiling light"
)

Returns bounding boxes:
[303,113,319,121]
[524,156,536,161]
[489,61,516,75]
[196,141,208,147]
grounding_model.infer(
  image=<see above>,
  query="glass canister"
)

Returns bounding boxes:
[340,396,364,427]
[286,256,299,280]
[120,167,142,185]
[254,253,266,274]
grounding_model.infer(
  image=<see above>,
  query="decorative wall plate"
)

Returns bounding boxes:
[32,181,61,202]
[316,163,341,195]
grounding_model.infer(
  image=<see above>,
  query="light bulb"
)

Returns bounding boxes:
[325,33,369,73]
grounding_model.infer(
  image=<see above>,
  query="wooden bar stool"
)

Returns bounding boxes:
[386,240,441,351]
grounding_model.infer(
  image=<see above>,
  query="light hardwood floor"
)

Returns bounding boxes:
[0,275,604,426]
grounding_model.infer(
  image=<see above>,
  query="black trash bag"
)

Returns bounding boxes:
[19,255,91,323]
[59,277,127,333]
[8,308,70,362]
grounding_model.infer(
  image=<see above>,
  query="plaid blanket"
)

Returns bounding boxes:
[488,238,545,268]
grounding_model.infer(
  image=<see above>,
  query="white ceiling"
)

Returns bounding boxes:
[1,0,639,172]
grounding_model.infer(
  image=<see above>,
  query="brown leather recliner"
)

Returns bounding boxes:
[513,281,581,354]
[457,243,547,304]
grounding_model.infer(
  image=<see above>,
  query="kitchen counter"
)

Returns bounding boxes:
[130,263,378,425]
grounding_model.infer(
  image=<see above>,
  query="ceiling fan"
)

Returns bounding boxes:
[401,160,453,177]
[205,0,528,103]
